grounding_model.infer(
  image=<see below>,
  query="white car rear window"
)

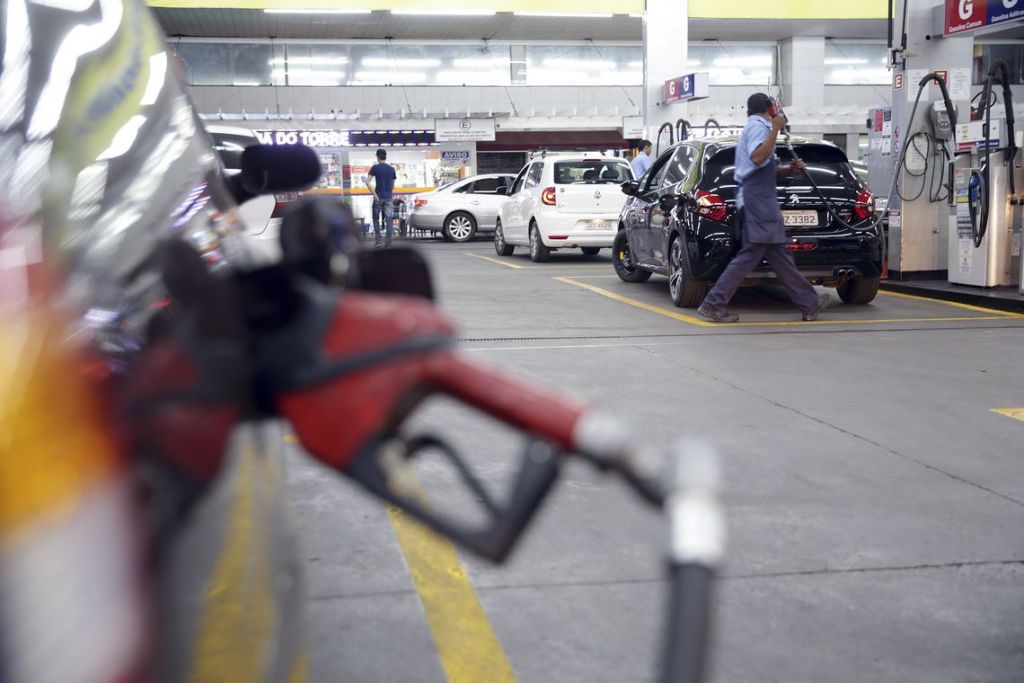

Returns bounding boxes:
[554,161,631,185]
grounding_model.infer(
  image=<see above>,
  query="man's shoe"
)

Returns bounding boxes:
[802,294,829,321]
[698,304,740,324]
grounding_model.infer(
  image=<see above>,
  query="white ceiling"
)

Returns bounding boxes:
[154,9,888,42]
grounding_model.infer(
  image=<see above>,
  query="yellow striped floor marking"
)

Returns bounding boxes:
[389,503,517,683]
[554,277,1022,328]
[463,252,531,269]
[992,408,1024,422]
[878,290,1024,318]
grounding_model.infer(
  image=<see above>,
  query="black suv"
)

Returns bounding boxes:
[613,137,883,307]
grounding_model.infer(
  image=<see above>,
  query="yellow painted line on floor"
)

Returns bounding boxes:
[463,252,532,269]
[878,290,1024,318]
[992,408,1024,422]
[553,276,715,326]
[554,277,1020,328]
[388,502,517,683]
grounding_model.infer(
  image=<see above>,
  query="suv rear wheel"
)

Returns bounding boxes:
[668,237,706,308]
[837,276,879,305]
[612,231,652,283]
[529,223,550,263]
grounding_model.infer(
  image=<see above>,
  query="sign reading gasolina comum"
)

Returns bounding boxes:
[945,0,1024,36]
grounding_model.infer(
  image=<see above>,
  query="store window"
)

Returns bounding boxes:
[824,41,889,85]
[688,43,776,86]
[973,43,1024,85]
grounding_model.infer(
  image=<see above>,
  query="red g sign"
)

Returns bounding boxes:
[945,0,988,35]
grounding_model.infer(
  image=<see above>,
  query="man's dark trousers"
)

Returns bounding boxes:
[702,215,819,315]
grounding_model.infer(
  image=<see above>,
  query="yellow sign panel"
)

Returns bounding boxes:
[148,0,645,12]
[148,0,886,16]
[689,0,887,19]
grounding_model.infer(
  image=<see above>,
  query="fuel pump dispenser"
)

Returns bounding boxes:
[948,60,1022,288]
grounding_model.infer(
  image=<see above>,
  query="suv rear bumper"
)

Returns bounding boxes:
[692,233,883,283]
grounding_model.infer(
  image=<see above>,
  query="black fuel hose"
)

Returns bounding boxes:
[676,118,691,143]
[656,122,675,156]
[783,72,957,235]
[703,118,722,136]
[975,59,1017,248]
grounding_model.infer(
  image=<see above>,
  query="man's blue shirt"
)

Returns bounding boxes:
[631,153,653,179]
[735,116,772,209]
[368,163,397,200]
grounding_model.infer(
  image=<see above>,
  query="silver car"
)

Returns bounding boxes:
[408,173,516,242]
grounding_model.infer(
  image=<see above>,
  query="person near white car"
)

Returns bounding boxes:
[407,173,516,242]
[494,153,633,262]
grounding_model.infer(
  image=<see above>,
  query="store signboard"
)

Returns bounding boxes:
[663,73,709,104]
[255,130,350,148]
[945,0,1024,36]
[441,151,471,161]
[622,116,645,139]
[434,118,496,142]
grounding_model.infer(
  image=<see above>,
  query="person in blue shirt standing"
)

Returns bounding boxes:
[630,139,653,179]
[366,148,398,248]
[697,93,825,323]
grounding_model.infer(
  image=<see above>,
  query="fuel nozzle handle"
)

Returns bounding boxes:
[918,72,958,130]
[658,439,724,683]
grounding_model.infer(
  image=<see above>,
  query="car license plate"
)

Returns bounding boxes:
[783,211,819,227]
[582,220,609,231]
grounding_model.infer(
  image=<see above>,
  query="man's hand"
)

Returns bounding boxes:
[791,159,806,173]
[771,114,787,132]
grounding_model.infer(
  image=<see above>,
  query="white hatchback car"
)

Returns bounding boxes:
[408,173,516,242]
[495,154,633,261]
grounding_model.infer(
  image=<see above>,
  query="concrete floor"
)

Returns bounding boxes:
[286,239,1024,682]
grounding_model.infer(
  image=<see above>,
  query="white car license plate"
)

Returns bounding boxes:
[582,219,609,231]
[783,211,819,227]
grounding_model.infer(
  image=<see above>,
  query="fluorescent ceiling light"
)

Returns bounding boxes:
[270,56,348,65]
[712,55,772,67]
[515,11,613,17]
[436,70,504,83]
[452,57,507,68]
[290,70,347,79]
[353,71,427,83]
[361,57,441,67]
[264,8,372,14]
[542,58,614,69]
[391,9,496,15]
[824,57,870,65]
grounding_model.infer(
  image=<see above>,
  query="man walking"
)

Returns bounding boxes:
[366,148,398,248]
[697,93,825,323]
[631,139,654,179]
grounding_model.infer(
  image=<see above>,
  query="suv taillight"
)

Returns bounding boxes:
[541,187,557,206]
[854,189,874,221]
[413,198,428,208]
[695,190,728,222]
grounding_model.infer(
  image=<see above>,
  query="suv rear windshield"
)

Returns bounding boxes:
[702,144,859,191]
[554,160,631,185]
